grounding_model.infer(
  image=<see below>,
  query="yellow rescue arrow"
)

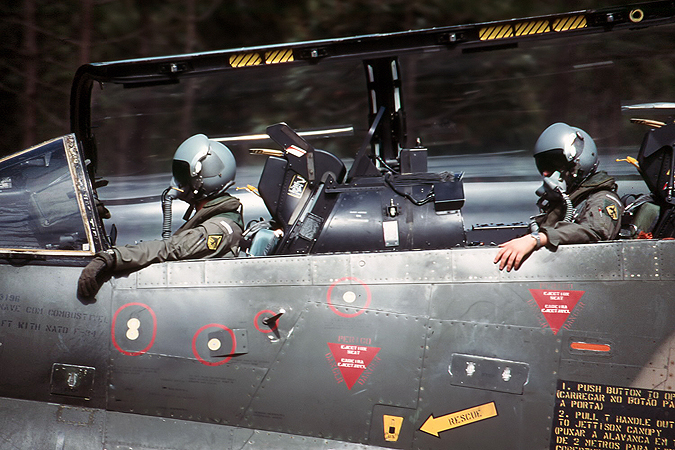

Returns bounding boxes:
[420,402,498,437]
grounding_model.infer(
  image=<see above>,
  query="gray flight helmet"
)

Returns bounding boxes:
[170,134,236,204]
[533,122,599,190]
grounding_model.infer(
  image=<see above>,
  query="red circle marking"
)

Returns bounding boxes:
[192,324,236,366]
[326,277,372,318]
[254,310,278,333]
[111,302,157,356]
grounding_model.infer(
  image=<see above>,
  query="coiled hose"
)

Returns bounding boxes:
[161,187,174,240]
[561,191,574,222]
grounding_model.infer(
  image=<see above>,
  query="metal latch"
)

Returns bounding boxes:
[449,354,529,394]
[50,363,95,399]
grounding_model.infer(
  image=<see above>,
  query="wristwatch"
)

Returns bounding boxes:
[530,232,542,249]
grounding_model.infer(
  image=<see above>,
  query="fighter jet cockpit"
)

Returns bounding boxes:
[67,9,673,258]
[3,2,675,261]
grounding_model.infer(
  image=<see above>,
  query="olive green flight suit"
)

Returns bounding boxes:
[537,171,623,249]
[109,194,243,272]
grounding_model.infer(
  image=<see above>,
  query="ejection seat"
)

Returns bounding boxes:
[629,123,675,238]
[250,112,467,255]
[253,123,346,255]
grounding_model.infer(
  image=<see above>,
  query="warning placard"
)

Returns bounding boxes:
[327,343,381,389]
[552,380,675,450]
[529,289,585,334]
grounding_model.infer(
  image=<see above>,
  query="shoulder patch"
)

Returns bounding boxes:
[207,234,223,251]
[604,200,619,221]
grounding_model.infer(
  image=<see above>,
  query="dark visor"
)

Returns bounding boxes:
[172,160,192,188]
[534,149,569,175]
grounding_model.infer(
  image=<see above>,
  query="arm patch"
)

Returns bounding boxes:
[207,234,223,250]
[604,202,618,221]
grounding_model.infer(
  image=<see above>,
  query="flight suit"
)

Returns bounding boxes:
[78,193,244,297]
[108,193,244,272]
[537,171,623,248]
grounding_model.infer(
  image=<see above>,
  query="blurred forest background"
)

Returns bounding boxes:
[0,0,639,157]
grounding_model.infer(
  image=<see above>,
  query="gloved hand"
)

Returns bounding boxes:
[93,179,111,219]
[95,198,111,220]
[77,250,115,298]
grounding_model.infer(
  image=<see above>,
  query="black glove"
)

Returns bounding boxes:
[93,179,111,219]
[95,199,111,219]
[77,251,115,298]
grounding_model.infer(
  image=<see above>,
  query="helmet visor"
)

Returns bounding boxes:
[534,149,569,176]
[172,160,192,189]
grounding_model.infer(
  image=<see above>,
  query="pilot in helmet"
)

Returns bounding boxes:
[78,134,244,298]
[494,123,623,271]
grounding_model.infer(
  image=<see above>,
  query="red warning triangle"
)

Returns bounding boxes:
[327,343,381,389]
[529,289,585,334]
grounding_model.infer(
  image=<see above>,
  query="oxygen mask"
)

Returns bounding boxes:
[536,171,567,199]
[535,171,574,222]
